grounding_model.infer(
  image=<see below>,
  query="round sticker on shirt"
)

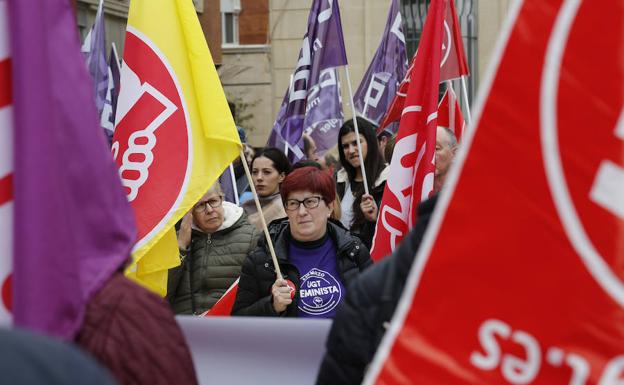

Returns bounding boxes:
[298,268,342,316]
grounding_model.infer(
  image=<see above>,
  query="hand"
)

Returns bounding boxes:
[271,278,293,313]
[360,194,378,222]
[177,212,193,250]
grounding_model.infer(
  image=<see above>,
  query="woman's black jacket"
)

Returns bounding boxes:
[232,218,373,317]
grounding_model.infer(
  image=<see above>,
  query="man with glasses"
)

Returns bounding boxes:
[167,182,259,315]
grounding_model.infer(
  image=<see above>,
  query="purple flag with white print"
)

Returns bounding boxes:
[268,0,348,161]
[353,0,407,129]
[9,0,136,339]
[304,67,343,156]
[85,0,109,117]
[101,45,121,142]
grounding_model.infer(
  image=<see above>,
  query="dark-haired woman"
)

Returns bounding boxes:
[336,117,389,249]
[232,167,372,318]
[242,147,292,230]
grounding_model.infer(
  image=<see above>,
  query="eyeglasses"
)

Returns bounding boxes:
[284,196,323,211]
[193,196,223,213]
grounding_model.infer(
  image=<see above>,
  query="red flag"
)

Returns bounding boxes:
[369,0,446,262]
[366,0,624,384]
[440,0,470,81]
[379,0,469,131]
[203,278,239,317]
[437,85,465,142]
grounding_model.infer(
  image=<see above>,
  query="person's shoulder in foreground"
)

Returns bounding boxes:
[0,327,118,385]
[315,194,439,385]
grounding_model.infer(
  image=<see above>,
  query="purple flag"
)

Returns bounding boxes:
[268,0,348,160]
[84,0,109,117]
[101,44,121,141]
[219,164,238,205]
[353,0,407,131]
[304,67,343,156]
[9,0,137,339]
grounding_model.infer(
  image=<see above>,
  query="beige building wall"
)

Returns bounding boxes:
[220,45,273,146]
[76,0,514,148]
[478,0,512,81]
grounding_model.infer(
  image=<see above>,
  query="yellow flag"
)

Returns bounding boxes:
[112,0,241,295]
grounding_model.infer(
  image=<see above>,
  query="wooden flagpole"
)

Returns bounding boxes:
[239,149,283,280]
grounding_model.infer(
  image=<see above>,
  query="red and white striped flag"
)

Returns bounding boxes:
[438,85,465,142]
[370,0,446,262]
[0,0,13,327]
[379,0,469,131]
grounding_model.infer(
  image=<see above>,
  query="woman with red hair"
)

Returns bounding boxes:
[233,167,372,318]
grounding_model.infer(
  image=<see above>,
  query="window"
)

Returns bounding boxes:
[221,0,241,45]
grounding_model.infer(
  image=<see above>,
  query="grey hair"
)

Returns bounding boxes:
[206,181,223,196]
[441,127,458,148]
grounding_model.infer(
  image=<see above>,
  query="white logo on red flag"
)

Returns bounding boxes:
[540,0,624,306]
[112,28,191,250]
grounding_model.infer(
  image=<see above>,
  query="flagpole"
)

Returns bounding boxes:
[460,75,472,124]
[239,149,283,280]
[446,81,456,131]
[228,163,239,206]
[111,42,120,66]
[283,74,294,157]
[343,66,370,195]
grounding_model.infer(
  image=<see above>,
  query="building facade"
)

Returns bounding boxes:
[75,0,512,147]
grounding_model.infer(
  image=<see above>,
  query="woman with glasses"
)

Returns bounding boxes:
[167,182,259,315]
[232,167,372,318]
[242,147,292,230]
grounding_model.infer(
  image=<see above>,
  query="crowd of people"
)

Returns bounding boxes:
[166,116,459,384]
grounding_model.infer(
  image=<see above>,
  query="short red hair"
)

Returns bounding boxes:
[280,166,336,204]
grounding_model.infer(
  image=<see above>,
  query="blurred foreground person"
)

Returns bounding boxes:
[168,182,258,314]
[76,272,198,385]
[316,195,438,385]
[0,328,117,385]
[316,126,458,384]
[233,167,372,318]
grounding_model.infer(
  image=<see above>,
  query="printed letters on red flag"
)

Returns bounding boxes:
[366,0,624,383]
[369,0,446,262]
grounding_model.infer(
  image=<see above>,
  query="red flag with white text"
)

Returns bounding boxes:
[369,0,446,262]
[365,0,624,383]
[379,0,469,131]
[438,85,465,142]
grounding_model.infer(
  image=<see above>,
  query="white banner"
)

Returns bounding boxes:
[176,316,331,385]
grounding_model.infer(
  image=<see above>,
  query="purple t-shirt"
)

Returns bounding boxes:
[288,233,346,318]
